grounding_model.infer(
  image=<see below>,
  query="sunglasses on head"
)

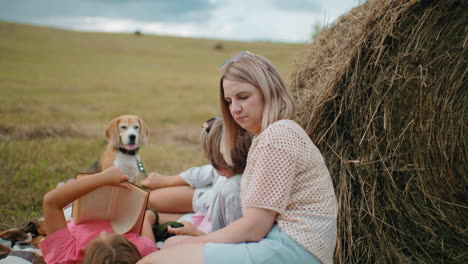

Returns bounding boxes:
[202,117,218,134]
[219,50,268,72]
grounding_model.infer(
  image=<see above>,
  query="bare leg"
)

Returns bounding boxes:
[137,243,204,264]
[162,235,192,248]
[147,186,195,213]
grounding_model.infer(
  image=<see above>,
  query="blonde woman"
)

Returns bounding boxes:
[139,51,337,264]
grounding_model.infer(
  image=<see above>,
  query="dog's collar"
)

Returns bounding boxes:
[117,147,140,155]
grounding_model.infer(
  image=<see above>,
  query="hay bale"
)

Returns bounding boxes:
[291,0,467,263]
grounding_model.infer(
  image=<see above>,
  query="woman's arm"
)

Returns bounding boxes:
[42,167,129,235]
[165,207,276,247]
[203,208,276,243]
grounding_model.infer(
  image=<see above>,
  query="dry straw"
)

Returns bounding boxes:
[291,0,467,263]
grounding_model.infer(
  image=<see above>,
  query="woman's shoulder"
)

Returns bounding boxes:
[261,119,308,142]
[252,120,316,158]
[264,119,302,131]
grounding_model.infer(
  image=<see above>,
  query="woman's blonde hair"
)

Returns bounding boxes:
[83,233,142,264]
[200,117,252,172]
[219,52,295,164]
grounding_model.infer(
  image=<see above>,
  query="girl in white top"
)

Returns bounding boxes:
[138,51,337,264]
[141,117,251,236]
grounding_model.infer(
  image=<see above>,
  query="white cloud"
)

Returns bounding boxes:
[0,0,362,43]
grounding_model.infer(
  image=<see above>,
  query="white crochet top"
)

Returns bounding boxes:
[241,119,337,264]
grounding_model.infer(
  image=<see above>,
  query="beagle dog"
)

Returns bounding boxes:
[92,115,150,183]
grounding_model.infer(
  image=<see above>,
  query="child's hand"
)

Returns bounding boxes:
[100,166,129,187]
[141,171,165,189]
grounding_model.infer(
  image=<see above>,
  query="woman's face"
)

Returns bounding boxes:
[223,79,264,135]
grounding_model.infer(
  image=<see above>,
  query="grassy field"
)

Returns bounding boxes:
[0,21,307,230]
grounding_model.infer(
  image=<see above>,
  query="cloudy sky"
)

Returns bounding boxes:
[0,0,362,43]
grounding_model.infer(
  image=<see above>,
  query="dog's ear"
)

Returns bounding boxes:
[138,118,150,145]
[105,117,120,147]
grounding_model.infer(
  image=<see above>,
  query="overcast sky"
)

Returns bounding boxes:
[0,0,363,43]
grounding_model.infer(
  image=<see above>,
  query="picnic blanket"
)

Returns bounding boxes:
[0,220,46,264]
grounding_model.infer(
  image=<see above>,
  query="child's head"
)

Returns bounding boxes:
[83,232,142,264]
[200,117,251,174]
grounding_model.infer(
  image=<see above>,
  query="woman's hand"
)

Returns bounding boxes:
[167,221,206,236]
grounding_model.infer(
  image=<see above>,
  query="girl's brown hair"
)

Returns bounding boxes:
[83,233,142,264]
[200,117,252,173]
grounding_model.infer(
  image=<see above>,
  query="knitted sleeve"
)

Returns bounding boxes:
[242,124,298,214]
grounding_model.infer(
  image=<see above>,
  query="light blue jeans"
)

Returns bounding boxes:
[204,225,321,264]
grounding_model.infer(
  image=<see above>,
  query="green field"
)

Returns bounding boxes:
[0,21,307,230]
